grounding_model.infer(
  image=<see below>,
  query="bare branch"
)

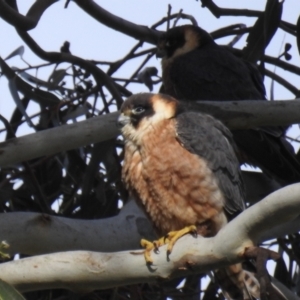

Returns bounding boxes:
[187,99,300,129]
[151,11,198,29]
[0,57,60,106]
[0,172,286,257]
[0,112,119,167]
[1,100,300,167]
[15,30,123,105]
[0,0,58,30]
[264,55,300,76]
[1,183,300,293]
[73,0,160,44]
[200,0,261,18]
[264,69,300,96]
[0,200,155,256]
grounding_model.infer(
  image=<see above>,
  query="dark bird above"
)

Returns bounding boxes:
[157,24,300,185]
[118,93,260,299]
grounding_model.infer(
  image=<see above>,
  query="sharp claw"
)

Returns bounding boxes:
[153,241,160,253]
[140,225,197,264]
[191,227,198,238]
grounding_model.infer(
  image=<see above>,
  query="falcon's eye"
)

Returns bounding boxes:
[132,106,145,114]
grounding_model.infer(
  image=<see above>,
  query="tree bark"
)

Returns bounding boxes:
[1,184,300,294]
[0,99,300,167]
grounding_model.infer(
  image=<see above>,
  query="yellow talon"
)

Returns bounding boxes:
[165,225,197,255]
[140,225,197,264]
[140,238,155,264]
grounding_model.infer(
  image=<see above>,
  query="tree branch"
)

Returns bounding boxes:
[0,0,58,31]
[0,171,286,257]
[16,30,123,105]
[0,57,60,106]
[1,183,300,293]
[0,112,119,167]
[200,0,261,18]
[0,200,155,256]
[1,100,300,167]
[264,69,300,96]
[185,99,300,129]
[73,0,160,44]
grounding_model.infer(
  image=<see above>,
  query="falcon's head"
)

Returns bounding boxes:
[156,25,213,60]
[117,93,179,144]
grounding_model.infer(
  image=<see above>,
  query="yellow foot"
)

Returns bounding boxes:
[140,225,197,264]
[165,225,197,255]
[140,238,157,264]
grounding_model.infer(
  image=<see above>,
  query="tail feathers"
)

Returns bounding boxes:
[232,130,300,185]
[214,264,260,299]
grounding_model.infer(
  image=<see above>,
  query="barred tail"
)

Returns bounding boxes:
[214,263,260,299]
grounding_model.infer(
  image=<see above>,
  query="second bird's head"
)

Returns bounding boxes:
[156,25,213,60]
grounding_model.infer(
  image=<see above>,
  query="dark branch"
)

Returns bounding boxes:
[16,30,123,105]
[0,100,300,167]
[73,0,161,44]
[264,69,300,96]
[188,99,300,129]
[200,0,261,18]
[0,0,58,30]
[0,57,60,106]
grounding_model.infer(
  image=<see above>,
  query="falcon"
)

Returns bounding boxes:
[118,93,260,299]
[157,24,300,185]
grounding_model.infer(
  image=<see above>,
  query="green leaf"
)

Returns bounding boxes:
[0,279,25,300]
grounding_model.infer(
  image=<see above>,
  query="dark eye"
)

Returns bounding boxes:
[132,106,145,114]
[165,40,171,47]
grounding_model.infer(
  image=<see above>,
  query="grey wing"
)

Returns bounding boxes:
[176,112,245,218]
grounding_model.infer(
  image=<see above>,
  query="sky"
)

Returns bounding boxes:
[0,0,299,141]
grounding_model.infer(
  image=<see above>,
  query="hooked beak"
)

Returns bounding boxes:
[156,48,166,58]
[117,114,131,128]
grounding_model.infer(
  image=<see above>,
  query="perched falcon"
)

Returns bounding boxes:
[157,24,300,185]
[118,93,260,299]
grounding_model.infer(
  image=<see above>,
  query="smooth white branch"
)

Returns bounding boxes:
[0,180,299,257]
[1,184,300,293]
[0,201,156,255]
[0,99,299,167]
[0,191,299,257]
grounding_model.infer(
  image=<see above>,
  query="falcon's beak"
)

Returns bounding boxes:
[156,48,166,58]
[117,113,131,128]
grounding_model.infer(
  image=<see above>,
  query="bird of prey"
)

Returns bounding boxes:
[118,93,260,299]
[156,24,300,185]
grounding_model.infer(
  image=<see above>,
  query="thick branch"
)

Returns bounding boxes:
[188,99,300,129]
[0,0,58,30]
[1,100,300,167]
[0,181,298,257]
[0,112,119,167]
[0,201,155,255]
[73,0,160,44]
[1,184,300,293]
[0,172,282,257]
